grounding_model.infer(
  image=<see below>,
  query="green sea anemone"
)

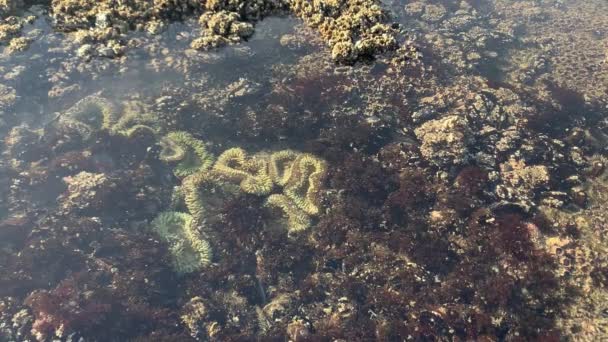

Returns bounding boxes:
[150,211,212,274]
[111,100,160,136]
[269,150,299,187]
[239,157,274,195]
[182,171,240,222]
[265,194,311,235]
[178,147,327,239]
[213,148,273,195]
[159,131,214,178]
[58,95,119,140]
[284,154,327,215]
[213,147,252,181]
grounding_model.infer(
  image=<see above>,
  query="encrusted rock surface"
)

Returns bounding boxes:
[414,115,473,166]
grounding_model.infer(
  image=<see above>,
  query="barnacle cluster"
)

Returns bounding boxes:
[414,115,473,166]
[0,8,34,54]
[48,0,402,63]
[190,10,255,51]
[150,211,212,274]
[287,0,399,63]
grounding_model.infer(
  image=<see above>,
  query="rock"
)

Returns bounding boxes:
[76,43,93,57]
[414,115,473,166]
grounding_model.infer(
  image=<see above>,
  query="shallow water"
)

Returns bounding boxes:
[1,0,607,341]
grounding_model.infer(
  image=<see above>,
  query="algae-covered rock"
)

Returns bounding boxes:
[414,115,473,166]
[191,10,255,51]
[61,171,118,213]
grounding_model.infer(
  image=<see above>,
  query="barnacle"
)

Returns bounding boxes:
[150,211,212,274]
[284,154,327,215]
[265,194,311,235]
[159,131,214,178]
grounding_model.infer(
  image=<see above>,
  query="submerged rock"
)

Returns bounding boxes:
[414,115,473,166]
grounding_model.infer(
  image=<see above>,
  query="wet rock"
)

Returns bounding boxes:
[414,115,473,166]
[421,4,446,23]
[191,11,255,51]
[76,43,93,57]
[61,171,118,213]
[495,157,550,207]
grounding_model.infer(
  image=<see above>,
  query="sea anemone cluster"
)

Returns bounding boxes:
[180,148,327,236]
[159,131,214,178]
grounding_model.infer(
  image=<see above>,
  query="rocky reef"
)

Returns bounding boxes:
[46,0,403,63]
